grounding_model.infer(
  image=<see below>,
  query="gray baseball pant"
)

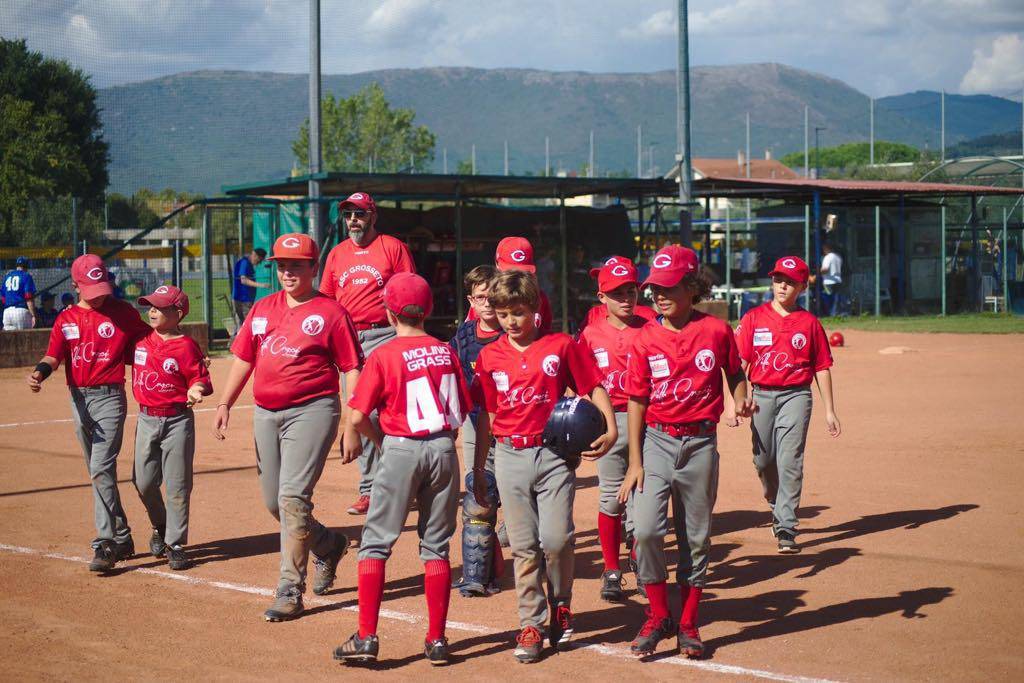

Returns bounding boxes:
[343,326,396,497]
[632,426,719,587]
[253,395,341,593]
[69,385,132,548]
[358,432,461,562]
[596,411,634,536]
[750,386,813,536]
[132,410,195,548]
[460,413,496,473]
[494,443,575,629]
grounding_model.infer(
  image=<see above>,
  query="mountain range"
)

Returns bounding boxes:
[96,63,1023,195]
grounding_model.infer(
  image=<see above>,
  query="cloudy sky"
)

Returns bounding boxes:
[3,0,1022,97]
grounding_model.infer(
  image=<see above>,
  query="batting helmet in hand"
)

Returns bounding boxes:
[542,396,607,469]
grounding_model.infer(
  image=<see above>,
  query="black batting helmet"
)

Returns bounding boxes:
[542,396,606,469]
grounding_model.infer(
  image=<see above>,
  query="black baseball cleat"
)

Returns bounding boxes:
[678,626,705,658]
[88,541,117,572]
[600,569,625,602]
[630,611,675,657]
[333,632,380,663]
[264,588,304,621]
[514,626,543,663]
[776,530,800,554]
[114,538,135,561]
[149,529,167,558]
[549,602,573,651]
[312,532,349,595]
[167,545,192,571]
[424,637,450,665]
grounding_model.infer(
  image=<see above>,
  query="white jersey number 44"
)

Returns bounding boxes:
[406,374,463,433]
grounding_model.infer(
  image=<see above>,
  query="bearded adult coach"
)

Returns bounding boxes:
[320,192,416,515]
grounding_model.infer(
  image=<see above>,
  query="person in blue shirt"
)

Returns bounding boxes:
[3,257,37,330]
[232,248,269,326]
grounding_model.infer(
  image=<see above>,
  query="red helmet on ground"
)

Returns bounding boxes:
[829,331,845,347]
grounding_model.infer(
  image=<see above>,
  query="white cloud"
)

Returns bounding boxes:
[960,33,1024,94]
[629,9,674,39]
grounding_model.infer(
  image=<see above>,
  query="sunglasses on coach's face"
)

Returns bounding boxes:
[342,210,368,219]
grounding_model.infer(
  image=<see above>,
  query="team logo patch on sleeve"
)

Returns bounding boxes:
[97,322,115,339]
[791,333,807,350]
[694,349,716,372]
[162,358,179,373]
[542,354,560,377]
[301,314,325,336]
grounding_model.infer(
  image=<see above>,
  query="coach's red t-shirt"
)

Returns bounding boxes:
[320,233,415,326]
[625,311,741,425]
[578,316,651,412]
[736,303,833,388]
[46,299,151,387]
[579,302,656,333]
[467,290,553,334]
[132,331,213,409]
[349,335,472,438]
[473,332,602,437]
[231,291,363,410]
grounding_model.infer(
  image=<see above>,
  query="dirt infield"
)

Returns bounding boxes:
[1,329,1022,681]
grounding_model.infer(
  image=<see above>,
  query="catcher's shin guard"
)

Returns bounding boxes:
[457,469,498,597]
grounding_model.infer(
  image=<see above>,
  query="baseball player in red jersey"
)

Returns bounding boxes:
[577,257,650,602]
[214,233,363,621]
[27,254,151,571]
[733,256,840,554]
[579,256,657,334]
[320,191,416,516]
[333,273,471,666]
[130,285,212,570]
[466,237,553,333]
[618,245,752,659]
[471,270,616,663]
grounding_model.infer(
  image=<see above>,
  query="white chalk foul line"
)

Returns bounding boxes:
[0,542,839,682]
[0,404,254,429]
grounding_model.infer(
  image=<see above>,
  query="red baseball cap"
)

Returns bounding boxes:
[495,236,536,273]
[641,245,700,288]
[384,272,433,319]
[768,256,810,284]
[138,285,190,319]
[71,254,114,299]
[338,192,377,214]
[591,258,639,293]
[267,233,319,262]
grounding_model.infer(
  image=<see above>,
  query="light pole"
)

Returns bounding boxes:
[814,126,826,179]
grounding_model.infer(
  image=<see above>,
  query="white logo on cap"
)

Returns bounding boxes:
[86,267,104,281]
[605,257,620,265]
[652,254,673,269]
[694,349,716,372]
[510,249,526,262]
[611,265,629,277]
[282,237,301,249]
[155,286,169,294]
[782,258,797,269]
[351,193,364,200]
[97,322,115,339]
[163,358,179,373]
[542,354,560,377]
[301,314,325,336]
[791,333,807,350]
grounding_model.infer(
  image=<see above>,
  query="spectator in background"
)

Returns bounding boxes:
[60,293,75,312]
[35,292,59,328]
[232,248,269,324]
[820,242,843,316]
[3,256,37,330]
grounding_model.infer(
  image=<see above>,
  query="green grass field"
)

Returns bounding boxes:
[817,313,1024,334]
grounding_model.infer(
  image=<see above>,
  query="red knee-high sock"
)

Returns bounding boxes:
[597,512,622,571]
[492,536,505,580]
[424,560,451,641]
[645,581,671,621]
[680,585,703,629]
[358,558,386,638]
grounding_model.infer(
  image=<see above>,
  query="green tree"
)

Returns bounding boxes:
[292,83,435,173]
[780,141,922,171]
[0,39,109,242]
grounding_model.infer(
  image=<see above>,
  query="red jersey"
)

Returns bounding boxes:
[473,332,602,437]
[230,291,363,411]
[625,311,741,425]
[580,302,656,333]
[349,335,472,438]
[578,316,650,412]
[467,290,553,334]
[320,233,416,325]
[132,331,213,409]
[46,299,151,387]
[735,303,833,387]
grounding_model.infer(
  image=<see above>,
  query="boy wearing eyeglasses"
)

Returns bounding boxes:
[321,192,417,516]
